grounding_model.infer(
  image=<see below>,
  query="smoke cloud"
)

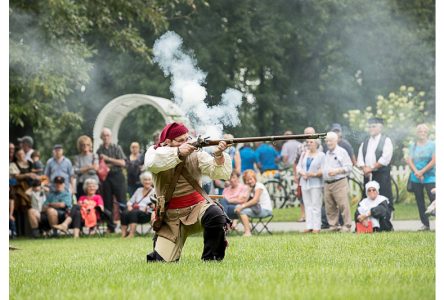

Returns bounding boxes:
[153,31,243,138]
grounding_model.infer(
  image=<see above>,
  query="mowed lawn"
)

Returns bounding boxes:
[10,232,434,300]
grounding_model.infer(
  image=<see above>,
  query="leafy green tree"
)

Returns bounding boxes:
[344,85,435,165]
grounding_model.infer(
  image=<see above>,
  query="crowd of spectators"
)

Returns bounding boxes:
[9,118,436,239]
[9,128,149,238]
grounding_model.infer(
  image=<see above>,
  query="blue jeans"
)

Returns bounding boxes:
[219,198,238,219]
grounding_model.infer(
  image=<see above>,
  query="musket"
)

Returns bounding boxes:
[189,133,327,148]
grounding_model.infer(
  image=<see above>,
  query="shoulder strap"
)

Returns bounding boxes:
[181,166,232,225]
[164,162,185,203]
[181,166,213,203]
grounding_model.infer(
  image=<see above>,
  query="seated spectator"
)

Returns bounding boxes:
[41,176,72,236]
[69,178,113,238]
[121,172,155,238]
[73,135,99,199]
[26,179,48,238]
[355,181,393,232]
[234,170,273,237]
[126,142,144,197]
[9,187,16,239]
[31,150,44,175]
[220,171,249,228]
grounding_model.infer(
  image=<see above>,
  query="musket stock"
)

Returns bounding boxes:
[190,133,327,148]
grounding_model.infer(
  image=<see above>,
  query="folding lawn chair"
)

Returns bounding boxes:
[250,214,273,235]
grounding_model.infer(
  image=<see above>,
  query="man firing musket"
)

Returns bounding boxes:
[145,122,326,263]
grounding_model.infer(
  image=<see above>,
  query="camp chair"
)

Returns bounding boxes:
[249,213,273,235]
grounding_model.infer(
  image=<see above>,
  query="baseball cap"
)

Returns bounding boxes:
[18,136,34,146]
[330,123,342,132]
[53,144,63,150]
[54,176,65,184]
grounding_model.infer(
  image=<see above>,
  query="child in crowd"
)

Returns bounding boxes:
[31,150,44,175]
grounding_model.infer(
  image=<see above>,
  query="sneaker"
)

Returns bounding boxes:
[418,225,430,231]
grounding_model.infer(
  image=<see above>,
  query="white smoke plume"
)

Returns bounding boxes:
[153,31,243,138]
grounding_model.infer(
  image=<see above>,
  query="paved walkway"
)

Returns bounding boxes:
[133,220,435,235]
[263,220,435,232]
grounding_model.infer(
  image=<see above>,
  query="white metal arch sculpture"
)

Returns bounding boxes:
[93,94,188,152]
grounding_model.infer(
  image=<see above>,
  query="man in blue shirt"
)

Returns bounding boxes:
[44,144,75,193]
[254,142,280,174]
[239,143,257,173]
[41,176,72,236]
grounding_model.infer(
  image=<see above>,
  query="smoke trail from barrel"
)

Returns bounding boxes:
[153,31,242,138]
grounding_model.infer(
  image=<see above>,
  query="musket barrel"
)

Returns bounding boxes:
[197,133,326,147]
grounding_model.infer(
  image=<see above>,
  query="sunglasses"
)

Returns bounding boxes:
[367,188,377,192]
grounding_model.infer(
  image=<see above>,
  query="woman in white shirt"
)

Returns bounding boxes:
[234,170,273,237]
[296,139,325,233]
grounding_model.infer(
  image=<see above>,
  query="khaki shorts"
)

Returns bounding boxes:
[155,201,212,262]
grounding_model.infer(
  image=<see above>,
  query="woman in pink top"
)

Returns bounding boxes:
[220,171,249,227]
[65,178,113,237]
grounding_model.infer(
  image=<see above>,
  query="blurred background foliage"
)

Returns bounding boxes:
[10,0,435,164]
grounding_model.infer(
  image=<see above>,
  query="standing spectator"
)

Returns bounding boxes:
[239,143,257,173]
[26,180,47,238]
[41,176,73,236]
[120,172,155,238]
[44,144,75,194]
[234,170,273,237]
[357,118,394,211]
[406,124,436,231]
[355,181,393,232]
[293,127,319,223]
[255,141,280,175]
[330,123,356,165]
[9,143,15,163]
[18,136,34,161]
[73,135,99,199]
[96,128,127,232]
[323,132,353,232]
[9,148,38,209]
[281,130,302,169]
[296,139,325,233]
[126,141,144,197]
[30,151,44,175]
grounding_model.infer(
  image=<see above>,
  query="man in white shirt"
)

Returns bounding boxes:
[322,132,353,232]
[357,118,394,211]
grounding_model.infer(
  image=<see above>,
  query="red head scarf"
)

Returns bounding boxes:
[155,122,189,149]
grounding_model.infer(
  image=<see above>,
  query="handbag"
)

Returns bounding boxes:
[97,158,110,182]
[407,175,414,193]
[356,221,373,234]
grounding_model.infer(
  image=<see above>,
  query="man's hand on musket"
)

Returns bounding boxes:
[178,143,197,158]
[213,141,229,157]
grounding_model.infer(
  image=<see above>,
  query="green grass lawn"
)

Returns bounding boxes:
[10,232,435,299]
[272,202,424,222]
